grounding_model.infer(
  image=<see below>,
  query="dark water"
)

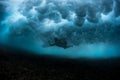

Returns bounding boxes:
[0,45,120,80]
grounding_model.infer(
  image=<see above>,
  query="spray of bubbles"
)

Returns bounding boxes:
[0,0,120,58]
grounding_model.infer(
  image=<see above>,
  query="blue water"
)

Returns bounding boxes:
[0,0,120,59]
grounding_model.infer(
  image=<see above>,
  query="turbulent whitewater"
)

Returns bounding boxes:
[0,0,120,58]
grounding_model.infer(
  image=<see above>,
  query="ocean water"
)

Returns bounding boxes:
[0,0,120,59]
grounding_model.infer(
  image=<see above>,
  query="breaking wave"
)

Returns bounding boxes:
[0,0,120,58]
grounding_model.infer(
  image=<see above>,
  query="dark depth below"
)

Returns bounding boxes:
[0,45,120,80]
